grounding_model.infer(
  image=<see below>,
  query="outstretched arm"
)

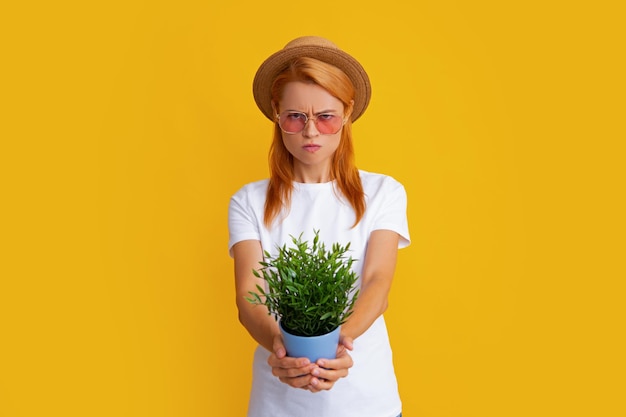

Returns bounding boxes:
[340,229,400,344]
[232,239,279,351]
[304,229,399,391]
[232,240,317,389]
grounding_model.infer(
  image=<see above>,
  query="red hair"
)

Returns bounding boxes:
[264,57,365,228]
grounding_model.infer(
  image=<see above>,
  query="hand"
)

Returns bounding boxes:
[307,335,354,393]
[267,334,317,390]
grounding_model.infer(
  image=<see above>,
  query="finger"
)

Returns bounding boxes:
[316,351,353,372]
[272,334,286,359]
[278,373,315,389]
[272,363,316,378]
[311,364,349,382]
[339,335,354,351]
[307,376,336,392]
[268,354,311,369]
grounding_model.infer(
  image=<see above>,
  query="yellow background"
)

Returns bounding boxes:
[1,1,624,416]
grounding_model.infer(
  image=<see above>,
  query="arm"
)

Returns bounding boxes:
[233,239,279,351]
[306,229,399,390]
[232,239,317,389]
[340,229,400,345]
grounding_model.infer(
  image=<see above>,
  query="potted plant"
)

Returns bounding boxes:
[246,230,360,362]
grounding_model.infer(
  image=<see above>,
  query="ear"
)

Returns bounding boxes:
[345,99,355,120]
[271,101,279,120]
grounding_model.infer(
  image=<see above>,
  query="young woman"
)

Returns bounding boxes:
[228,36,410,417]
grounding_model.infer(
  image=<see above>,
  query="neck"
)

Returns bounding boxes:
[293,165,332,183]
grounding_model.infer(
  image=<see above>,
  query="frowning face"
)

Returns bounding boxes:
[276,81,346,183]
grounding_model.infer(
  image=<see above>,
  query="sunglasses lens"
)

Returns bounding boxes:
[279,112,344,134]
[316,114,343,134]
[280,112,307,133]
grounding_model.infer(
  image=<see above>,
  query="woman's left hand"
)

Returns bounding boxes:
[307,336,354,393]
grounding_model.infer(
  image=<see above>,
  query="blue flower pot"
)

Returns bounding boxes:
[279,321,341,363]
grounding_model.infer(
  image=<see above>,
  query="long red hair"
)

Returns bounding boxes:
[263,57,365,228]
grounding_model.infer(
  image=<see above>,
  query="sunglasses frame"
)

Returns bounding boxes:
[276,111,347,135]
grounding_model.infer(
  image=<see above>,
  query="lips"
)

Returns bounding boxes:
[303,144,321,153]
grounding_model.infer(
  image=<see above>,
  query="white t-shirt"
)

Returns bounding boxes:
[228,170,410,417]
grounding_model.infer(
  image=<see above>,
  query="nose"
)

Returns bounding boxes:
[301,116,320,138]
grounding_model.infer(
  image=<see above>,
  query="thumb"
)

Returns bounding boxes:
[340,335,354,351]
[272,334,286,358]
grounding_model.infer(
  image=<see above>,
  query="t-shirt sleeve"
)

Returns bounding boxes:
[372,179,411,249]
[228,188,262,257]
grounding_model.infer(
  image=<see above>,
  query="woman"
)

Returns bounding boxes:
[228,36,410,417]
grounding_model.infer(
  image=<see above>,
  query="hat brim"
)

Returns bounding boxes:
[253,44,371,123]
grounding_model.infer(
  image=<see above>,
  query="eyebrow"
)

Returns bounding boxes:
[284,109,340,115]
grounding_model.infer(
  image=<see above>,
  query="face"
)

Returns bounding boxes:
[276,81,346,182]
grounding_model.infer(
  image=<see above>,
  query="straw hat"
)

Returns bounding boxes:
[252,36,371,123]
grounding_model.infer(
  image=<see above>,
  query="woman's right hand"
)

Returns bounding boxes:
[267,334,318,389]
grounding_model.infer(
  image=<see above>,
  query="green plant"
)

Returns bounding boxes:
[247,230,360,337]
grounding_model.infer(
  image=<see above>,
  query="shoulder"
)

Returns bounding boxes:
[229,179,269,213]
[359,170,405,193]
[230,179,269,201]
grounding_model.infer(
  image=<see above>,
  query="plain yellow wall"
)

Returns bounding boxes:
[1,1,624,416]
